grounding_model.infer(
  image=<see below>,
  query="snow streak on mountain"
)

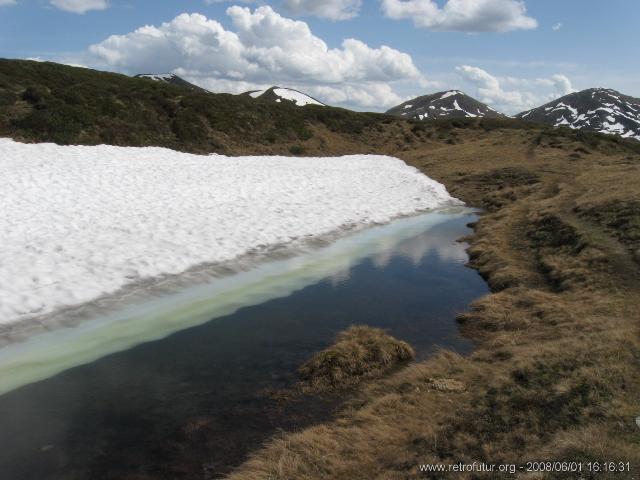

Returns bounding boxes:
[386,90,504,120]
[245,87,326,107]
[517,88,640,141]
[134,74,209,92]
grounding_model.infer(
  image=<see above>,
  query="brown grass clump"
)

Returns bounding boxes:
[297,326,414,393]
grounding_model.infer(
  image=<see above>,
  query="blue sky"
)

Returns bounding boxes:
[1,0,638,113]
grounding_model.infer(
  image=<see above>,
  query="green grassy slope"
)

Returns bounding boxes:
[0,59,381,152]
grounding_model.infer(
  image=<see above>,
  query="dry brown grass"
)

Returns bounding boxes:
[225,124,640,479]
[296,326,415,393]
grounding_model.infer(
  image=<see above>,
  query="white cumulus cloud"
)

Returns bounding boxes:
[84,6,422,109]
[456,65,574,114]
[0,0,17,5]
[51,0,109,14]
[381,0,537,32]
[282,0,362,20]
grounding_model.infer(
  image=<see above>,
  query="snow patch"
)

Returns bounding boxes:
[138,74,175,82]
[273,88,323,106]
[552,102,578,117]
[0,139,459,326]
[440,91,461,99]
[250,88,324,106]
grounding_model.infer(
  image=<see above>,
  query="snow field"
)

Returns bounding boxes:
[0,139,459,324]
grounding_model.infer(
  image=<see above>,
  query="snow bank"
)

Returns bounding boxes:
[0,139,459,325]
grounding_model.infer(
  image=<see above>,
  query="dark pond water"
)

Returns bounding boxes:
[0,214,488,480]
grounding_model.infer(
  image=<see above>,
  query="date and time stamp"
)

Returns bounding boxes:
[522,461,632,474]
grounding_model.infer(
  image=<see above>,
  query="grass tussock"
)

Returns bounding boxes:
[297,326,414,393]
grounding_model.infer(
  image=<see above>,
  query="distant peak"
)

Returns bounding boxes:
[440,90,464,98]
[245,86,325,107]
[516,87,640,142]
[386,89,504,120]
[134,73,208,92]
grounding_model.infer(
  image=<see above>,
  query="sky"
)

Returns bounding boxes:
[0,0,638,114]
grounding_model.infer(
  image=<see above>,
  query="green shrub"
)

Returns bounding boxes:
[288,145,305,155]
[22,85,50,104]
[13,100,92,144]
[171,109,208,144]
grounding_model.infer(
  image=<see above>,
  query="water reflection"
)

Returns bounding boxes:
[372,220,470,268]
[0,210,471,396]
[0,211,488,480]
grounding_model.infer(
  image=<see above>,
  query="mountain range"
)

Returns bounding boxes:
[385,87,640,142]
[134,73,640,143]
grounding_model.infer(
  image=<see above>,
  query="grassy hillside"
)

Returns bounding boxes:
[1,59,639,479]
[0,59,381,153]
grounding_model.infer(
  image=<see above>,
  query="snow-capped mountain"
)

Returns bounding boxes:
[516,88,640,141]
[386,90,504,120]
[135,74,208,92]
[244,87,326,107]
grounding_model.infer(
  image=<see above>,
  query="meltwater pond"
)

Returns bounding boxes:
[0,211,488,480]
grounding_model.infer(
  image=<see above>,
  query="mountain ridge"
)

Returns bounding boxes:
[516,88,640,141]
